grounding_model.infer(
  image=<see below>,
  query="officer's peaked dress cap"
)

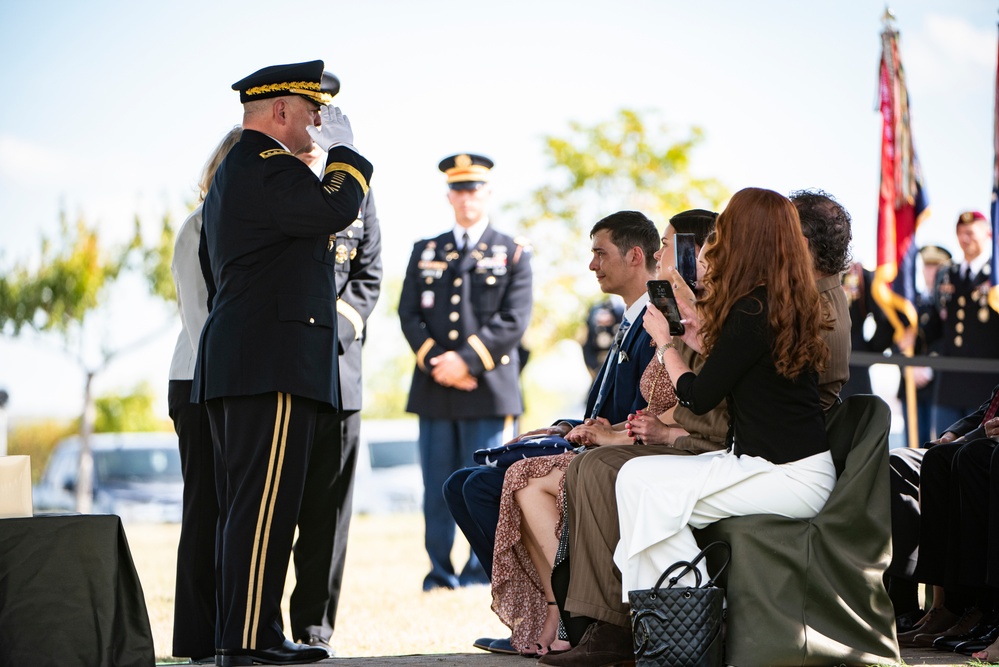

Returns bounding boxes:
[919,245,952,266]
[439,153,494,190]
[232,60,337,105]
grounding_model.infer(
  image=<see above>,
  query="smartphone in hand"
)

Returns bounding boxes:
[674,233,698,290]
[647,280,685,336]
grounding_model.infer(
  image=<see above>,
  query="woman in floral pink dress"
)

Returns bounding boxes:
[490,349,678,655]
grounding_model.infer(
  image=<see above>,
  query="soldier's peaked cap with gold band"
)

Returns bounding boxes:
[439,153,494,190]
[232,60,339,105]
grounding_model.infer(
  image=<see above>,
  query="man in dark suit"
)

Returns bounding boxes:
[399,154,533,592]
[192,60,372,667]
[893,384,999,654]
[924,211,999,435]
[444,210,659,654]
[289,121,383,652]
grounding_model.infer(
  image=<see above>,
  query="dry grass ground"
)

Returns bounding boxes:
[126,515,978,666]
[125,513,509,661]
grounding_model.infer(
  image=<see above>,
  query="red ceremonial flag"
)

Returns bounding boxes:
[872,16,929,345]
[990,21,999,314]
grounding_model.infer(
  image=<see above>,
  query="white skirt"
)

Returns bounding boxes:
[613,448,835,600]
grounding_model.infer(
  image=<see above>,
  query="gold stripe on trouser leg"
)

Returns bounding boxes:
[242,392,292,648]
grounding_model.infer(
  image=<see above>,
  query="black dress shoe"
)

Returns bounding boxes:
[217,639,329,665]
[301,634,334,657]
[932,613,999,652]
[955,621,999,655]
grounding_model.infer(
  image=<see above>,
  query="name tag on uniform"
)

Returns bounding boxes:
[421,291,435,309]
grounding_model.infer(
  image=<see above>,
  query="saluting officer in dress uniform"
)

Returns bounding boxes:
[399,154,533,591]
[289,72,383,656]
[192,60,373,667]
[924,211,999,438]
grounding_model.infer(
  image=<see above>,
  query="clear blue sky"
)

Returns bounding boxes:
[0,0,995,419]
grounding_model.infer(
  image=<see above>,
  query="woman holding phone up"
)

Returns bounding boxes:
[620,186,835,590]
[542,187,836,666]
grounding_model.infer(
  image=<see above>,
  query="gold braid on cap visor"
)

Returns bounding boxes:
[245,80,333,105]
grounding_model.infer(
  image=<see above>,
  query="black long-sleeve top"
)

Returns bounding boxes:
[675,287,829,464]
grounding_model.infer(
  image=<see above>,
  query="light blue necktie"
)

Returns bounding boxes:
[591,317,630,418]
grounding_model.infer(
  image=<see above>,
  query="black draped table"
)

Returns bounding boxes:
[0,514,155,667]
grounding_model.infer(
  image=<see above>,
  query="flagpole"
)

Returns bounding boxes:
[874,9,922,447]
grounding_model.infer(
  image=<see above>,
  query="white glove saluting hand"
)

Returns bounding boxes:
[306,105,355,152]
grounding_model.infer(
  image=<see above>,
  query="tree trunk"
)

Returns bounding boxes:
[75,370,95,514]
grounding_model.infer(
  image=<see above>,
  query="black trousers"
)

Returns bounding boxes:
[207,392,318,651]
[887,447,925,580]
[953,439,999,589]
[290,410,360,642]
[914,442,962,587]
[916,439,999,591]
[168,379,217,659]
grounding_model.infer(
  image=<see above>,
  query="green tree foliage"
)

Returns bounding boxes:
[138,213,177,303]
[0,213,135,335]
[507,108,729,350]
[93,381,168,433]
[0,210,175,510]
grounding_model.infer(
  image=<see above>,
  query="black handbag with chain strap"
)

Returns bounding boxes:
[628,541,730,667]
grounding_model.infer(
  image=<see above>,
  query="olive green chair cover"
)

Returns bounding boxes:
[695,394,900,666]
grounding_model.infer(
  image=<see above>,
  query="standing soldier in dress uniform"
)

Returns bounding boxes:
[841,260,894,396]
[581,298,624,381]
[288,72,383,655]
[399,153,533,591]
[897,245,952,444]
[193,60,372,666]
[924,211,999,438]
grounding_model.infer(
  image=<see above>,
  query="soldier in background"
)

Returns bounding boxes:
[897,245,952,445]
[841,260,894,396]
[398,154,533,591]
[581,298,624,381]
[924,211,999,437]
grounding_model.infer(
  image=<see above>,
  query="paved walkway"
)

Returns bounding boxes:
[155,647,984,666]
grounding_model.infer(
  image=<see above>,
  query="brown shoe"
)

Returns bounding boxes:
[538,621,635,667]
[913,607,983,648]
[897,606,959,648]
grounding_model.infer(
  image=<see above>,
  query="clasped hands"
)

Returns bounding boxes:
[500,418,613,446]
[429,351,477,391]
[626,409,675,445]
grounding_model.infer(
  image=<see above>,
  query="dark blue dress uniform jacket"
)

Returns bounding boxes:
[192,130,373,408]
[399,225,533,419]
[924,262,999,408]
